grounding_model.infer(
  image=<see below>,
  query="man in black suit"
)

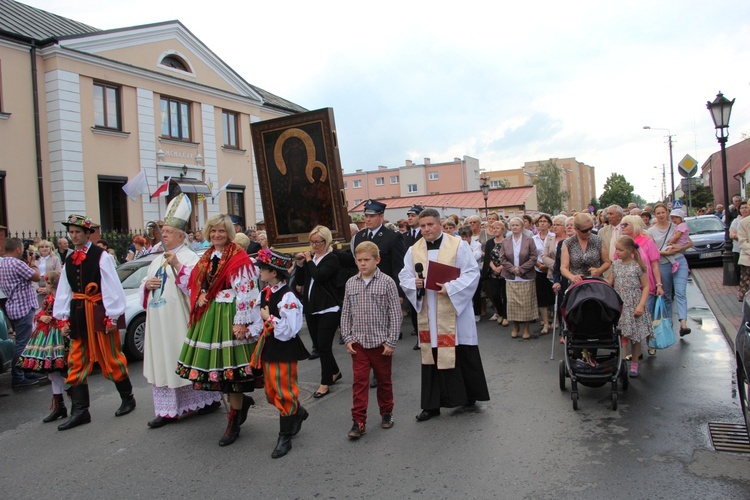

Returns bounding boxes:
[402,205,424,349]
[352,200,406,290]
[352,200,407,387]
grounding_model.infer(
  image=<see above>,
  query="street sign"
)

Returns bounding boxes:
[678,154,698,178]
[673,200,683,209]
[680,178,700,193]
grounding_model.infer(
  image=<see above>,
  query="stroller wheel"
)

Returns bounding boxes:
[559,360,567,391]
[611,392,618,411]
[620,363,629,391]
[571,392,579,411]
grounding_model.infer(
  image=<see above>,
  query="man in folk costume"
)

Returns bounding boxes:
[398,208,490,421]
[141,195,222,428]
[53,214,135,431]
[249,249,309,458]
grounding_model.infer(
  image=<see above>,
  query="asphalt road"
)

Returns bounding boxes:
[1,278,748,499]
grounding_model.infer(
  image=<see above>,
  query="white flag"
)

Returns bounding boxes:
[214,178,232,198]
[122,169,149,201]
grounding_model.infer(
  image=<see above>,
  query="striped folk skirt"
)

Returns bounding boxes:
[505,280,539,322]
[176,301,257,393]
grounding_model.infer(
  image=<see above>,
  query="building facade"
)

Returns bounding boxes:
[483,157,596,213]
[0,0,304,234]
[342,156,481,210]
[700,138,750,205]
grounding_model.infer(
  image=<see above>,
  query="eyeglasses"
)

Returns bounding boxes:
[576,226,593,233]
[310,239,325,246]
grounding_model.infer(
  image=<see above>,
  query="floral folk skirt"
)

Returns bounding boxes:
[176,301,257,393]
[17,326,68,373]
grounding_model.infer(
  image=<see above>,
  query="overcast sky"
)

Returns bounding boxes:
[25,0,750,203]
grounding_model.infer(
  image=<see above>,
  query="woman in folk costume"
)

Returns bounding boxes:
[399,208,490,422]
[167,213,260,447]
[249,249,309,458]
[141,195,221,429]
[17,271,69,422]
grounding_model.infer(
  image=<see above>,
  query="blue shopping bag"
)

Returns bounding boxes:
[648,296,676,349]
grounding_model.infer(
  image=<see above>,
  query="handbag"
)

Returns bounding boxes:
[648,296,675,349]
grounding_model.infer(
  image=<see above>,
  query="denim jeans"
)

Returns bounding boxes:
[10,307,36,384]
[659,254,688,323]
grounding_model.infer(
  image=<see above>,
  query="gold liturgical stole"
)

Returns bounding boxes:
[411,234,459,369]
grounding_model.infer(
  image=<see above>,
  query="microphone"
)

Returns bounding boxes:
[415,263,425,299]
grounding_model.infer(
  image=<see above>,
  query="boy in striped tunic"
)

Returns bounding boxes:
[249,249,309,458]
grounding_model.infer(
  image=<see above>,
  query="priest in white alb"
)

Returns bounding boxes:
[399,208,490,422]
[141,194,221,428]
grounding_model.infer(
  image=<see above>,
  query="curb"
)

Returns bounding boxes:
[691,269,737,351]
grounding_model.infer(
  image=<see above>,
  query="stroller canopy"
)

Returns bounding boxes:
[561,278,623,333]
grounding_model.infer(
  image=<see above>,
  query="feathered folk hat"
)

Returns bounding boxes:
[256,248,292,279]
[62,214,99,233]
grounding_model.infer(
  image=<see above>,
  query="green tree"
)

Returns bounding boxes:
[495,179,511,189]
[599,173,634,208]
[680,184,713,214]
[631,193,647,209]
[533,160,570,214]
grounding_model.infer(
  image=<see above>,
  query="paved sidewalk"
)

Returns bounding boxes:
[691,266,742,349]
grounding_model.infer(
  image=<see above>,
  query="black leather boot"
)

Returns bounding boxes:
[114,378,136,417]
[58,385,91,431]
[291,406,308,436]
[271,415,295,459]
[218,408,241,447]
[238,394,255,426]
[43,394,68,423]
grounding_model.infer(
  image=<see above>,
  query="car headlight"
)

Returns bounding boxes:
[685,247,696,252]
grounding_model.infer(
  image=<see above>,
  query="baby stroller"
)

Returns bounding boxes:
[558,277,628,410]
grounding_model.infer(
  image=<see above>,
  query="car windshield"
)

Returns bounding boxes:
[686,217,725,234]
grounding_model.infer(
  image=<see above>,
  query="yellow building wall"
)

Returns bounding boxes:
[0,42,42,233]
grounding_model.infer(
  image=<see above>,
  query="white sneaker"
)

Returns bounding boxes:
[474,315,480,323]
[489,314,499,321]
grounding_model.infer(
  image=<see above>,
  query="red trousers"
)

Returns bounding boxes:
[351,343,393,423]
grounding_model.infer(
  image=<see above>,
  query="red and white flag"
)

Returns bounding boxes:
[151,177,171,198]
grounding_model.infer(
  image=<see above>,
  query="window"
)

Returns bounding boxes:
[222,110,239,148]
[0,60,4,113]
[375,177,384,186]
[160,97,191,140]
[343,181,347,189]
[490,180,503,188]
[93,82,120,130]
[408,184,418,193]
[98,176,129,231]
[354,199,362,206]
[0,171,7,228]
[353,180,362,188]
[227,187,246,227]
[160,55,189,71]
[428,172,439,181]
[390,175,399,184]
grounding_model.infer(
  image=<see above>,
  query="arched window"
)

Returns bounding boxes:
[157,51,194,75]
[160,55,188,71]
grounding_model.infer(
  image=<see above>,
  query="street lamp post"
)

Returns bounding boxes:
[643,126,676,203]
[706,91,736,286]
[480,177,490,218]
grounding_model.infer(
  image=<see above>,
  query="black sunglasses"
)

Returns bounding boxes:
[577,226,593,233]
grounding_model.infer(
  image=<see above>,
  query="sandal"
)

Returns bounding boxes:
[501,319,509,327]
[540,324,549,335]
[648,348,656,356]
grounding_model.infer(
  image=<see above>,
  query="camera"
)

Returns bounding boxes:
[22,239,39,261]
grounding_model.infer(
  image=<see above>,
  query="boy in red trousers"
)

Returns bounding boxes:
[341,241,401,439]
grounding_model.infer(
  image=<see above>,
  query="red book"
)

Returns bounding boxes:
[426,261,461,290]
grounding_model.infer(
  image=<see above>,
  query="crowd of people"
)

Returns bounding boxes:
[4,195,732,459]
